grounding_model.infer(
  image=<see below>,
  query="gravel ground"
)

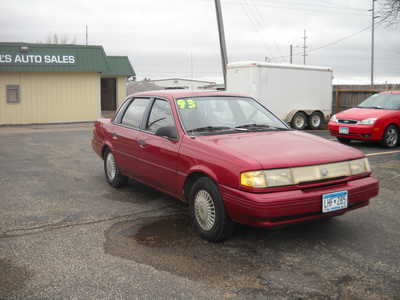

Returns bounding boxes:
[0,125,399,299]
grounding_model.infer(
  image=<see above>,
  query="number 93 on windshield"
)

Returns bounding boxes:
[177,99,197,109]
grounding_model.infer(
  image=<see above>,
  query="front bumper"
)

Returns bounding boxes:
[221,175,379,227]
[328,122,382,141]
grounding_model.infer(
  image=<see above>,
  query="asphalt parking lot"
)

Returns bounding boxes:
[0,125,399,300]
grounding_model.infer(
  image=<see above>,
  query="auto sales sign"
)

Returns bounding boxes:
[0,54,76,64]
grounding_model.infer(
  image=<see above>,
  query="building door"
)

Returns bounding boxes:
[101,78,117,111]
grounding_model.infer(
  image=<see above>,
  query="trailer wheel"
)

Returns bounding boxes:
[291,112,308,130]
[309,111,324,130]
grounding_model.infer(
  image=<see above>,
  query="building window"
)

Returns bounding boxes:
[6,85,20,104]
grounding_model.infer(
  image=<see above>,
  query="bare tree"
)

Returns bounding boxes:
[381,0,400,24]
[45,33,77,44]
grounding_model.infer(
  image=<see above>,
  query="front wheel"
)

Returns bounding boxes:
[104,150,127,188]
[381,125,399,148]
[189,177,234,242]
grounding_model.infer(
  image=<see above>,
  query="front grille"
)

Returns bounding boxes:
[338,119,358,124]
[299,176,347,188]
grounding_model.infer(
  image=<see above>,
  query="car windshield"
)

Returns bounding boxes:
[175,96,289,135]
[358,93,400,110]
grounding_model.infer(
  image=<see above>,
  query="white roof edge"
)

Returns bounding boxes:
[150,78,216,84]
[227,61,333,72]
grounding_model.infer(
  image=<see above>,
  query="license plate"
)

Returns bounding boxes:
[339,126,349,134]
[322,191,348,213]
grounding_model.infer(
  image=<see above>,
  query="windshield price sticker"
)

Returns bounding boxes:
[177,99,197,109]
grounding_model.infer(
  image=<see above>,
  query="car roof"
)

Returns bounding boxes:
[127,89,249,99]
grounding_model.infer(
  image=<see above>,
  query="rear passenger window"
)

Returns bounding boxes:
[114,98,132,123]
[121,98,149,128]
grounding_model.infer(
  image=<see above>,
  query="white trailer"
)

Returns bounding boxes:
[226,61,333,130]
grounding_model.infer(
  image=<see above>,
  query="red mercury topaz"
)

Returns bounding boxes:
[92,91,379,242]
[329,91,400,147]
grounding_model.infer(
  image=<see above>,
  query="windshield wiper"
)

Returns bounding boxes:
[235,123,289,131]
[187,126,233,133]
[236,123,270,128]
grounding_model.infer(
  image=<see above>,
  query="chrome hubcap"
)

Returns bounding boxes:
[311,115,321,127]
[194,190,216,231]
[294,116,305,128]
[106,153,117,180]
[386,128,398,146]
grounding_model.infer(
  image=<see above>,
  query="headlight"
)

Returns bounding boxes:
[240,158,371,188]
[359,118,377,125]
[240,169,293,188]
[349,158,371,175]
[330,114,338,122]
[264,169,294,187]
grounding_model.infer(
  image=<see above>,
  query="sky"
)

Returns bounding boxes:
[0,0,399,84]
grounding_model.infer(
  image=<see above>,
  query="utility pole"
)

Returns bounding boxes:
[85,25,88,46]
[370,0,377,87]
[214,0,228,89]
[290,44,293,64]
[302,29,308,65]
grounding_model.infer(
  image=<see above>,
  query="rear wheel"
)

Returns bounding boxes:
[291,112,308,130]
[381,125,399,148]
[309,111,324,130]
[189,177,234,242]
[104,149,127,188]
[337,137,351,144]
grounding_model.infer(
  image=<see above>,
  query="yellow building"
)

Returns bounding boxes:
[0,42,134,125]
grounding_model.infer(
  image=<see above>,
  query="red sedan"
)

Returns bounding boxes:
[92,91,379,242]
[329,91,400,147]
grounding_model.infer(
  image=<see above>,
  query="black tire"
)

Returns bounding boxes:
[309,111,324,130]
[291,112,308,130]
[337,137,351,144]
[104,149,127,188]
[189,177,234,242]
[380,125,399,148]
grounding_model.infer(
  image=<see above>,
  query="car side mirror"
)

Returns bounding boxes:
[155,126,178,140]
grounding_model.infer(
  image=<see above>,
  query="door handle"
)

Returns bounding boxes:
[138,140,146,148]
[112,132,119,139]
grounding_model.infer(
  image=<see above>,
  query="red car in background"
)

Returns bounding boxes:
[329,91,400,147]
[92,90,379,242]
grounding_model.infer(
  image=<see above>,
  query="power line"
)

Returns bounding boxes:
[198,0,367,13]
[212,0,369,16]
[270,19,385,60]
[239,0,271,55]
[245,0,285,61]
[249,0,366,12]
[237,0,283,62]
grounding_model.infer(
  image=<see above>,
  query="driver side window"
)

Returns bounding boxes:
[146,99,175,133]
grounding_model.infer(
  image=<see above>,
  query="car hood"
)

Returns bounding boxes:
[336,107,395,120]
[199,131,364,169]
